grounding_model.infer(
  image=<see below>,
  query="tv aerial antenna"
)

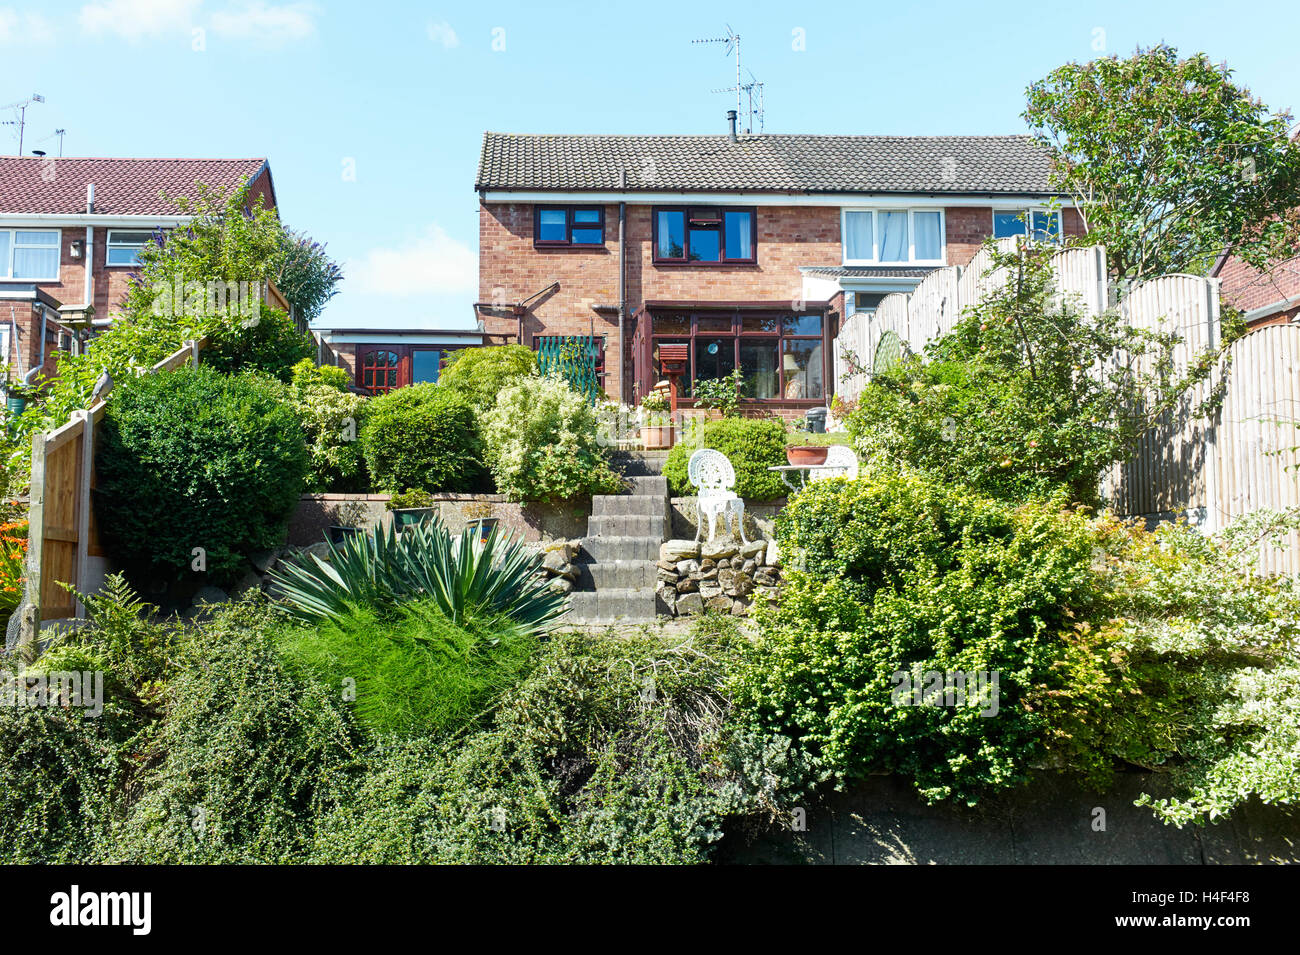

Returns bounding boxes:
[692,27,764,134]
[1,93,45,154]
[34,128,67,157]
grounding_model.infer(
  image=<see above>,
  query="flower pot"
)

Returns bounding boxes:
[392,507,437,530]
[327,525,366,545]
[786,446,829,466]
[466,517,499,545]
[641,425,675,450]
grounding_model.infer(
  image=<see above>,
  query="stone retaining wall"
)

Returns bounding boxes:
[655,537,783,617]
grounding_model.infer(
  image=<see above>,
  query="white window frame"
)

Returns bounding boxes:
[0,228,62,281]
[105,229,156,267]
[991,207,1064,244]
[841,208,946,266]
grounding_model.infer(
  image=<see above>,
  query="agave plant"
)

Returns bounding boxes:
[265,517,568,634]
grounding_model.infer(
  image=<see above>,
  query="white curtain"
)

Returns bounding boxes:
[13,247,57,279]
[0,232,9,278]
[878,211,908,262]
[734,213,751,258]
[844,211,873,260]
[914,212,941,260]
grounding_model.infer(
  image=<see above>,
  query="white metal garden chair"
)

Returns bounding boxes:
[810,445,859,482]
[687,448,749,544]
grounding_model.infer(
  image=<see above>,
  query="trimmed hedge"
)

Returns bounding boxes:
[96,365,309,587]
[663,416,788,501]
[360,383,486,493]
[438,345,538,410]
[202,304,315,382]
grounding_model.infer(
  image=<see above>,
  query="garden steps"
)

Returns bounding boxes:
[565,452,671,624]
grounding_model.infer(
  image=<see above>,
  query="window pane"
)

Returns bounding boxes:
[571,227,602,244]
[573,209,600,224]
[571,208,602,244]
[652,313,690,335]
[739,340,779,399]
[994,211,1026,239]
[878,211,908,262]
[13,246,58,279]
[696,314,732,333]
[656,210,685,258]
[15,230,57,246]
[741,314,779,334]
[782,340,824,400]
[688,227,720,261]
[844,211,873,260]
[106,247,142,266]
[852,292,885,316]
[109,230,154,244]
[694,337,735,385]
[411,350,442,383]
[783,314,822,336]
[914,212,942,260]
[1031,210,1061,242]
[0,232,9,277]
[537,209,567,241]
[724,210,753,259]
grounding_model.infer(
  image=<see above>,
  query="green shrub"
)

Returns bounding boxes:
[283,359,368,492]
[110,599,360,863]
[277,600,536,740]
[202,305,314,382]
[310,622,785,864]
[96,365,309,588]
[735,469,1103,805]
[480,374,621,503]
[664,416,788,501]
[360,383,486,493]
[438,345,538,409]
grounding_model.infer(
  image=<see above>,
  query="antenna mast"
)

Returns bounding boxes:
[693,27,765,134]
[1,94,45,154]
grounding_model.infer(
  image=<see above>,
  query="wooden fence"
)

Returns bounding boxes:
[831,241,1300,574]
[11,339,205,648]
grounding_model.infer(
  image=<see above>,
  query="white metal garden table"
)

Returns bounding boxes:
[767,464,845,493]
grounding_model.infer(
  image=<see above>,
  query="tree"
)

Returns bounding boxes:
[845,241,1233,504]
[1024,45,1300,287]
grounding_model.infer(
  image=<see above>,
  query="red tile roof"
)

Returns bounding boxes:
[0,156,269,215]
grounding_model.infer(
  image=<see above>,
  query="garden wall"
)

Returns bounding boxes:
[668,497,786,541]
[720,772,1300,865]
[287,493,591,547]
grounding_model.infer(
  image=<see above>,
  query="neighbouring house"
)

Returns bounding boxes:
[317,326,487,393]
[471,119,1084,414]
[0,155,277,382]
[1212,246,1300,328]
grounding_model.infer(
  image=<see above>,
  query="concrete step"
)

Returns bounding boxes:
[566,588,658,623]
[625,474,669,496]
[578,559,658,590]
[587,513,668,539]
[593,494,667,516]
[612,451,669,477]
[580,535,662,562]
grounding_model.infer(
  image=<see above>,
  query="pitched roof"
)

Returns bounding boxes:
[476,133,1061,196]
[0,156,270,215]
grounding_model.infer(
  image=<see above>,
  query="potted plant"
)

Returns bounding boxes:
[639,391,673,449]
[785,418,829,466]
[387,488,438,530]
[464,499,498,545]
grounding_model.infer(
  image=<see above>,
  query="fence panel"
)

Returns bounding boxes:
[907,266,961,351]
[13,338,205,649]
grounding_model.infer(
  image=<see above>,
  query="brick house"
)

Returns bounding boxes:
[0,156,276,383]
[1211,246,1300,328]
[473,125,1083,415]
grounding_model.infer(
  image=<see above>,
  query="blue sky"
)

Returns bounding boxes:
[2,0,1297,330]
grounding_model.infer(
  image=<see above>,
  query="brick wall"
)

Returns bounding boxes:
[1216,249,1300,324]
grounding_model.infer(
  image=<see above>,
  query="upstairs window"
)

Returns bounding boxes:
[842,209,944,265]
[0,229,60,280]
[534,206,605,247]
[993,209,1062,243]
[653,207,756,264]
[106,229,156,266]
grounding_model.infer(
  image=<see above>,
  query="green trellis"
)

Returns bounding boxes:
[536,334,603,403]
[873,330,906,376]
